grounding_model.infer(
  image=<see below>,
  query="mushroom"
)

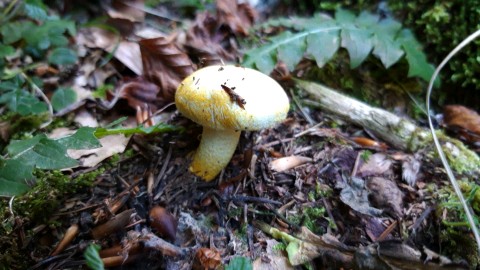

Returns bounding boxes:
[175,65,290,181]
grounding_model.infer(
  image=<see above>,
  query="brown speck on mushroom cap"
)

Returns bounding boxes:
[175,65,289,131]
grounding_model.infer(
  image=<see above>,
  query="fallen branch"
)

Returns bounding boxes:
[295,79,479,175]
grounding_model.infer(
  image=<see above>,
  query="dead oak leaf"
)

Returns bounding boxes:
[117,76,161,111]
[139,37,194,104]
[186,12,236,62]
[216,0,256,36]
[184,0,256,64]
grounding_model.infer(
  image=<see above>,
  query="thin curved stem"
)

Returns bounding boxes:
[426,29,480,255]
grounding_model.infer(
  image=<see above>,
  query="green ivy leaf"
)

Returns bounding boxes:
[1,21,35,44]
[0,44,15,58]
[84,244,104,270]
[7,134,78,169]
[51,87,77,111]
[57,127,101,150]
[24,0,48,21]
[0,160,34,197]
[341,28,373,68]
[225,257,253,270]
[48,47,78,65]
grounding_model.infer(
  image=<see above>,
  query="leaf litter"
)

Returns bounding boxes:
[1,0,479,269]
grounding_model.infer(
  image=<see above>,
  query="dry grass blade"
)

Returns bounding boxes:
[425,29,480,256]
[139,37,194,104]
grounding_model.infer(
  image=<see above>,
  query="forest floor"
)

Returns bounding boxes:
[1,0,480,269]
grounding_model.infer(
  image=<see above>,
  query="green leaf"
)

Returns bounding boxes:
[0,160,34,197]
[397,29,436,83]
[306,28,340,67]
[242,10,435,83]
[24,0,48,21]
[335,9,356,24]
[1,21,35,44]
[341,28,373,68]
[225,257,253,270]
[84,244,104,270]
[276,32,306,71]
[243,41,278,74]
[355,11,379,27]
[0,44,15,58]
[7,134,78,169]
[372,36,404,68]
[51,87,77,111]
[0,89,48,116]
[48,47,78,65]
[57,127,101,150]
[94,123,182,138]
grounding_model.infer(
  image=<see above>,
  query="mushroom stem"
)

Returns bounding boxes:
[190,127,241,181]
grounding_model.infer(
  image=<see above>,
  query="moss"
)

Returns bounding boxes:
[439,227,479,267]
[0,168,103,268]
[302,207,326,234]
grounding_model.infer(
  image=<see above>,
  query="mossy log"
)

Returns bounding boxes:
[295,79,480,175]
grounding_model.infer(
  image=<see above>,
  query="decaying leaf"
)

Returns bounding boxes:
[366,177,403,218]
[67,134,130,168]
[401,154,421,186]
[77,27,143,75]
[216,0,256,36]
[139,37,194,104]
[443,105,480,146]
[357,153,392,177]
[340,176,383,217]
[269,156,312,172]
[117,76,161,111]
[108,0,145,22]
[253,239,294,270]
[185,0,256,64]
[254,221,354,267]
[195,247,221,270]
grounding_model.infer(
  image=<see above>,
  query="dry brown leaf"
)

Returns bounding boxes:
[77,27,143,75]
[443,105,480,145]
[185,12,235,62]
[195,247,221,270]
[216,0,256,36]
[184,0,255,64]
[117,76,161,111]
[109,0,145,22]
[139,37,194,104]
[357,153,392,177]
[366,177,404,218]
[67,134,130,167]
[269,156,313,172]
[253,239,294,270]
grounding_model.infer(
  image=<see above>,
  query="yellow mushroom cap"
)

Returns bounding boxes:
[175,65,290,131]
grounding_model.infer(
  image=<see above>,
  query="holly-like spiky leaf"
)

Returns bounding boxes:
[243,9,435,83]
